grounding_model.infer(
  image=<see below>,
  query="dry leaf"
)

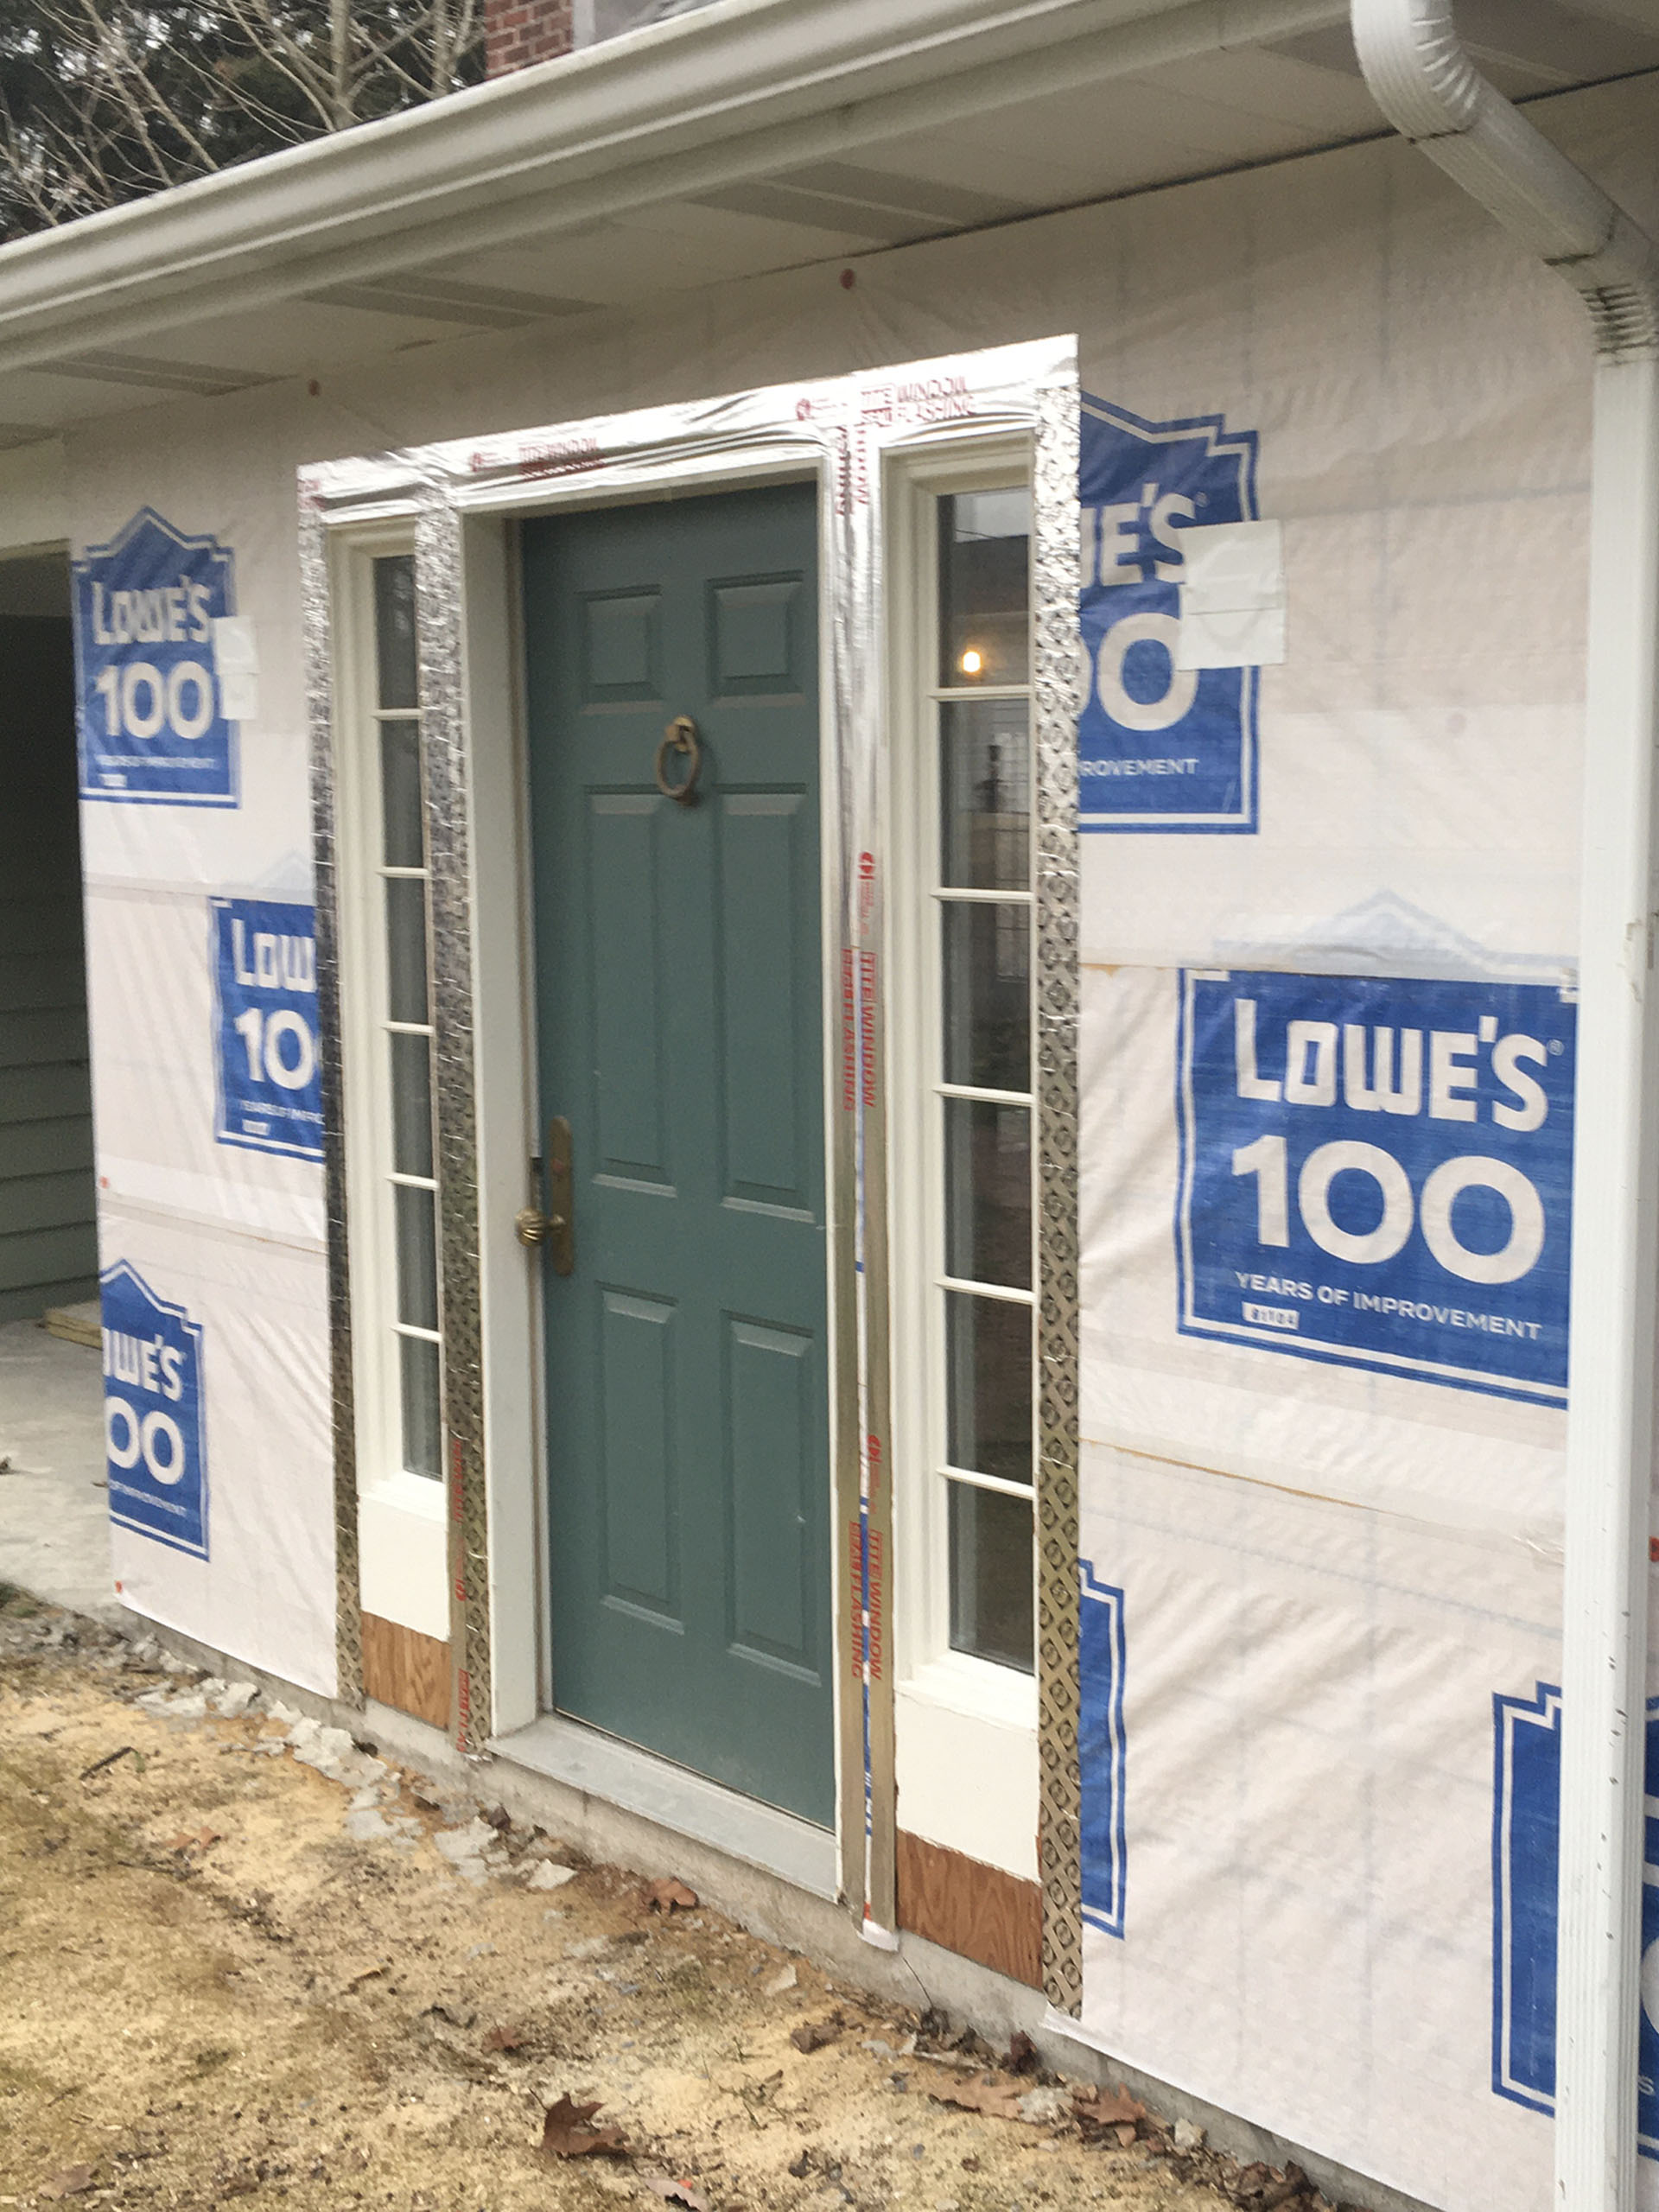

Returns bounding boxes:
[163,1827,221,1856]
[646,1877,698,1913]
[540,2094,629,2159]
[1006,2030,1038,2074]
[925,2071,1026,2120]
[484,2024,529,2053]
[1073,2083,1147,2127]
[644,2175,711,2212]
[1113,2123,1138,2148]
[40,2167,96,2200]
[789,2018,841,2054]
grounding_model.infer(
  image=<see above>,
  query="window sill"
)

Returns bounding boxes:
[359,1467,446,1521]
[899,1649,1038,1735]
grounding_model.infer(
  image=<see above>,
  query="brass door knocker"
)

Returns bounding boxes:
[655,715,702,806]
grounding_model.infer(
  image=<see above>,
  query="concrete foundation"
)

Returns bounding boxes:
[0,1315,113,1619]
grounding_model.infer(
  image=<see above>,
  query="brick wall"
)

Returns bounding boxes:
[484,0,573,77]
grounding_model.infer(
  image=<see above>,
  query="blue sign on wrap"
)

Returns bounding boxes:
[1080,1567,1128,1941]
[1079,395,1260,834]
[73,508,238,806]
[1492,1684,1659,2154]
[212,898,323,1161]
[100,1261,208,1560]
[1176,971,1576,1402]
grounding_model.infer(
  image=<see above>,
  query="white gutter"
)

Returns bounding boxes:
[0,0,1344,376]
[1351,6,1659,2209]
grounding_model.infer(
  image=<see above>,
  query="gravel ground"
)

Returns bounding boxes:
[0,1587,1357,2212]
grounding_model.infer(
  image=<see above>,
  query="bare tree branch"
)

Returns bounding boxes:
[0,0,487,236]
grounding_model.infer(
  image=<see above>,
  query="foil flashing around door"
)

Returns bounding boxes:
[299,335,1082,1924]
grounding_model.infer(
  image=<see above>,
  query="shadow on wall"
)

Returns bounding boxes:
[0,550,98,1325]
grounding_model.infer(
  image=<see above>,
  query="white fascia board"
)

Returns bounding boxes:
[0,0,1344,377]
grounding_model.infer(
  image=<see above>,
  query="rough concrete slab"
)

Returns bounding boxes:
[0,1314,113,1618]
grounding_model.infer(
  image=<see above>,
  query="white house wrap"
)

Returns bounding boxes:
[29,53,1659,2212]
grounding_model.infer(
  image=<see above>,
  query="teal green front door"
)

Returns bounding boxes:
[523,483,834,1827]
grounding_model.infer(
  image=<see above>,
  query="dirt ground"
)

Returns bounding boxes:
[0,1591,1356,2212]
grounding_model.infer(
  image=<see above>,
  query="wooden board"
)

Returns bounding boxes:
[360,1613,451,1731]
[44,1300,100,1348]
[895,1830,1042,1989]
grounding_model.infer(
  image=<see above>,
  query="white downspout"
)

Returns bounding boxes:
[1350,5,1659,2208]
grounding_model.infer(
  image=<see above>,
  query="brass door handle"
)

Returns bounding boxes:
[514,1207,565,1247]
[519,1117,576,1275]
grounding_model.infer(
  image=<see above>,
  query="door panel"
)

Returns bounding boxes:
[726,1316,816,1667]
[524,482,833,1827]
[588,795,671,1183]
[598,1288,678,1617]
[719,792,809,1210]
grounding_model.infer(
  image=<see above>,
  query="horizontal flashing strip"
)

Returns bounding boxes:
[0,0,1345,378]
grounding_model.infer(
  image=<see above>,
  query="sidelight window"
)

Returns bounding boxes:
[367,554,444,1481]
[930,486,1036,1674]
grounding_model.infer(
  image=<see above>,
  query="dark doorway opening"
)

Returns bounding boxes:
[0,554,97,1323]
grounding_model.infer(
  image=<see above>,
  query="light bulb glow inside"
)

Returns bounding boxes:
[960,648,983,676]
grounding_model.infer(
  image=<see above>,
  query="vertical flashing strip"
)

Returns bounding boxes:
[300,486,364,1708]
[829,416,898,1933]
[1033,384,1085,2015]
[417,493,493,1752]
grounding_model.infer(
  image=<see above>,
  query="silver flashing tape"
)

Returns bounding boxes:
[298,483,364,1710]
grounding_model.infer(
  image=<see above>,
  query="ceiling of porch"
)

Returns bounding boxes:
[0,0,1655,456]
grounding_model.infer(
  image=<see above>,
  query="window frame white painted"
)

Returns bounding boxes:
[886,435,1041,1881]
[332,524,449,1645]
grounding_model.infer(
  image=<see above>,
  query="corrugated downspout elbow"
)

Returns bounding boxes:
[1351,0,1659,355]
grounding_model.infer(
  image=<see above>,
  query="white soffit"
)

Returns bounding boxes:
[0,0,1655,442]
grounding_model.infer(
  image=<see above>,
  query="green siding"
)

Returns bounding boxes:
[0,617,95,1321]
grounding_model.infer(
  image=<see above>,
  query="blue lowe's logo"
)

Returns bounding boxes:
[1078,396,1259,833]
[212,898,323,1161]
[1177,970,1575,1402]
[74,508,238,806]
[1493,1685,1659,2155]
[100,1262,208,1560]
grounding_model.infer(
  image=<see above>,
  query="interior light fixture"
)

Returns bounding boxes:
[960,648,983,676]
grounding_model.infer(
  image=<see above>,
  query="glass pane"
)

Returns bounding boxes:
[391,1032,434,1179]
[381,721,423,868]
[942,901,1030,1092]
[385,877,429,1025]
[949,1483,1033,1672]
[398,1332,442,1480]
[393,1184,439,1332]
[938,486,1030,689]
[940,699,1030,892]
[944,1099,1032,1289]
[944,1288,1032,1485]
[374,555,418,711]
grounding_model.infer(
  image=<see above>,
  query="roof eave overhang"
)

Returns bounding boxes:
[0,0,1347,378]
